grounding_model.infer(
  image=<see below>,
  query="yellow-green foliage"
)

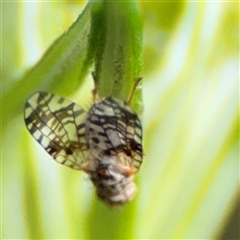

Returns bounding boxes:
[2,1,238,239]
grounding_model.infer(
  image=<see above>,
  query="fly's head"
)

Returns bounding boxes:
[89,157,137,206]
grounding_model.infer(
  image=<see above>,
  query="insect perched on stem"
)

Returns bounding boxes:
[24,77,143,206]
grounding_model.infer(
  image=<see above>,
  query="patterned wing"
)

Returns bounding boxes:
[86,97,143,170]
[24,92,89,170]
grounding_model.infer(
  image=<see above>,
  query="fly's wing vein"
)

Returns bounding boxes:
[109,98,143,170]
[24,92,89,170]
[87,97,143,170]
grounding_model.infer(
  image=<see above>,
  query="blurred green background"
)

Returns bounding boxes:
[2,1,239,239]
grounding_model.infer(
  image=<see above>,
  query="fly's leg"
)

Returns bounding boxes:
[91,72,101,103]
[127,77,142,104]
[92,72,142,104]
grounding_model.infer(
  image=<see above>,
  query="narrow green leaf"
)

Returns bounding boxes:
[3,3,92,127]
[22,135,44,239]
[91,1,143,101]
[3,1,143,129]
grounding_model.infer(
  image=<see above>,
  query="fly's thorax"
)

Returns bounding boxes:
[89,158,137,206]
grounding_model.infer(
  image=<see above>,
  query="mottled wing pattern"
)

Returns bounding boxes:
[24,92,89,170]
[86,97,143,170]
